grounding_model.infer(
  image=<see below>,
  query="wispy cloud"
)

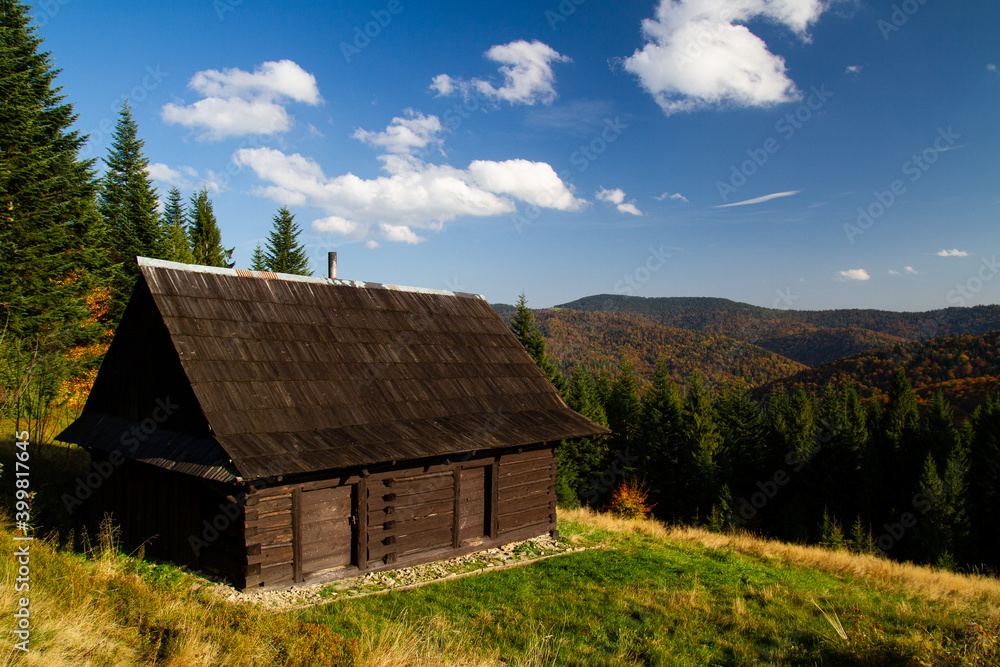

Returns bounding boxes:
[937,248,969,257]
[837,268,870,282]
[596,187,644,215]
[655,191,689,203]
[988,63,997,73]
[845,65,862,75]
[905,265,918,274]
[714,190,800,208]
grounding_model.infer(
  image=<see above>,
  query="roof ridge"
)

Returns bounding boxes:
[137,257,486,301]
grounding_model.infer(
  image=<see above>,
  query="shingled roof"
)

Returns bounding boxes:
[58,258,608,483]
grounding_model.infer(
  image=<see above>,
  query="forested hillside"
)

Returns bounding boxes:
[534,309,806,388]
[759,331,1000,414]
[552,294,1000,366]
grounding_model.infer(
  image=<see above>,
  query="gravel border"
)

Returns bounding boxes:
[206,535,593,612]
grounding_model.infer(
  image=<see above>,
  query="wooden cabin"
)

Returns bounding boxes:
[58,257,608,589]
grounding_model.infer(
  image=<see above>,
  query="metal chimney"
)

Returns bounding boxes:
[328,252,337,279]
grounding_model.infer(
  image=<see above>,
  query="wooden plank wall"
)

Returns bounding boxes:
[88,458,247,584]
[241,444,558,589]
[497,448,557,539]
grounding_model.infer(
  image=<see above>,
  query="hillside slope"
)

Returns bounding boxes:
[553,295,1000,367]
[534,309,806,388]
[758,330,1000,411]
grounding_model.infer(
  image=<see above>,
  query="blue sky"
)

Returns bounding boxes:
[36,0,999,311]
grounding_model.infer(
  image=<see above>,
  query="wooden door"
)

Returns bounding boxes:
[299,485,354,577]
[458,465,491,544]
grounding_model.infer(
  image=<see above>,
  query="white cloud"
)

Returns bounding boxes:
[988,63,998,72]
[468,159,585,211]
[655,191,688,202]
[905,266,919,275]
[595,187,626,205]
[596,187,643,215]
[379,223,425,244]
[838,269,870,281]
[845,65,862,75]
[147,163,223,192]
[162,60,322,141]
[937,248,969,257]
[365,240,380,249]
[888,269,899,275]
[353,109,445,155]
[623,0,827,114]
[234,146,584,244]
[714,190,800,208]
[431,40,570,106]
[147,162,187,185]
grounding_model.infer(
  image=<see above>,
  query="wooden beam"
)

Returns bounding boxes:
[291,487,303,583]
[452,465,462,548]
[490,458,499,540]
[356,477,368,571]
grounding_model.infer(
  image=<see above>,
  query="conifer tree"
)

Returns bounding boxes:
[189,188,233,268]
[606,357,641,456]
[162,187,194,264]
[678,373,721,521]
[561,368,610,507]
[921,391,959,469]
[966,395,1000,566]
[249,243,267,271]
[263,206,311,275]
[0,0,100,345]
[98,103,162,312]
[638,361,683,517]
[509,293,565,394]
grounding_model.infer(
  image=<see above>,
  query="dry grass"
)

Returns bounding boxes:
[560,505,1000,610]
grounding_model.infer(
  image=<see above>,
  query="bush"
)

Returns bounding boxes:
[607,477,655,520]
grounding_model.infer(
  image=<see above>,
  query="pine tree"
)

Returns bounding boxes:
[638,361,684,518]
[189,188,233,268]
[263,206,311,275]
[0,0,100,345]
[162,187,194,264]
[966,395,1000,567]
[921,391,959,469]
[818,507,846,551]
[912,453,953,564]
[606,357,641,456]
[562,368,610,507]
[849,515,873,554]
[98,103,162,312]
[509,293,565,394]
[249,243,267,271]
[678,373,722,521]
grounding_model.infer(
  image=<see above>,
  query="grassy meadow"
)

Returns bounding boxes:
[0,438,997,666]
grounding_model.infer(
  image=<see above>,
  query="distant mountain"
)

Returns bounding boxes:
[756,331,1000,416]
[552,295,1000,367]
[533,309,807,389]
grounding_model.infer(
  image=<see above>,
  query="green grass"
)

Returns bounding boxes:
[1,437,997,665]
[300,513,998,666]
